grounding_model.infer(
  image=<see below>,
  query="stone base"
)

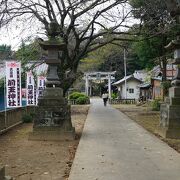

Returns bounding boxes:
[29,127,75,141]
[0,166,5,180]
[0,166,13,180]
[156,127,180,139]
[30,87,75,141]
[158,86,180,139]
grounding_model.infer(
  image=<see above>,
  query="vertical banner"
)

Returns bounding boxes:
[26,71,36,106]
[37,76,46,103]
[6,61,22,108]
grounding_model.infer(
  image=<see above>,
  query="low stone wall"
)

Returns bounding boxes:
[109,99,136,104]
[0,106,36,134]
[68,99,90,105]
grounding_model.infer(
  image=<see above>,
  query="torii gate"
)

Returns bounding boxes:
[84,71,116,99]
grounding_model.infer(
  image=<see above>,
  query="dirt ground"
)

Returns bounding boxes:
[0,105,89,180]
[113,104,180,153]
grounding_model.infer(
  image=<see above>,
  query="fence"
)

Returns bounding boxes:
[68,99,90,105]
[0,106,36,134]
[109,99,136,104]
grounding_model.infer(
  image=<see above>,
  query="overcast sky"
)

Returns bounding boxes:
[0,20,46,50]
[0,1,136,51]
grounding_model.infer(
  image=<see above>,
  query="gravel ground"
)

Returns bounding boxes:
[113,104,180,153]
[0,105,89,180]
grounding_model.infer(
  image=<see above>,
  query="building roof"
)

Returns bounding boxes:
[133,70,148,81]
[138,82,151,88]
[113,75,142,86]
[151,64,177,80]
[151,77,162,81]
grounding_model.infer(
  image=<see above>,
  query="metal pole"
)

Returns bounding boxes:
[4,62,7,129]
[124,48,127,99]
[108,74,111,99]
[85,74,89,96]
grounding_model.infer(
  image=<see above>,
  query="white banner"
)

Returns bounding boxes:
[36,76,46,105]
[37,76,46,98]
[26,71,36,106]
[6,61,22,108]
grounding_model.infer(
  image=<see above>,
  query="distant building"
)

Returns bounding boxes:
[151,77,163,100]
[150,64,177,100]
[138,83,152,101]
[113,75,142,100]
[113,64,177,101]
[133,70,148,82]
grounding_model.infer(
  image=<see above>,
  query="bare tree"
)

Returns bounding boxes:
[0,0,135,92]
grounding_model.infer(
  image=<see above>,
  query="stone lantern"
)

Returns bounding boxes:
[156,0,180,138]
[29,22,74,141]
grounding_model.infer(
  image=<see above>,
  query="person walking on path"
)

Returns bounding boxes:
[102,92,108,106]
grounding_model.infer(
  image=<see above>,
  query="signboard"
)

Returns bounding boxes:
[36,76,46,105]
[37,76,46,98]
[26,71,36,106]
[6,61,22,108]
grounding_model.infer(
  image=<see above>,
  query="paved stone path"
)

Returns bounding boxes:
[69,98,180,180]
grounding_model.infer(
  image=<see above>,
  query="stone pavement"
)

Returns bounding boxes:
[68,98,180,180]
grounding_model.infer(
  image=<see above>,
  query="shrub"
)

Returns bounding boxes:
[22,114,33,123]
[76,96,89,104]
[69,92,86,100]
[161,81,171,96]
[111,93,118,99]
[151,99,161,111]
[69,92,90,104]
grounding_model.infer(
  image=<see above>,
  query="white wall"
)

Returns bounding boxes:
[118,80,140,99]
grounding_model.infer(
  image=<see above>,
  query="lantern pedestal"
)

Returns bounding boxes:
[156,86,180,138]
[29,88,75,141]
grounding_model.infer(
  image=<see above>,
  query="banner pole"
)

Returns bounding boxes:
[4,62,7,129]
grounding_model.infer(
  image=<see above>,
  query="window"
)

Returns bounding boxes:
[129,88,134,93]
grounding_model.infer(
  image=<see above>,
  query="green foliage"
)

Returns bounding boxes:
[129,0,144,10]
[76,96,89,105]
[0,44,12,59]
[79,44,116,72]
[69,92,89,104]
[111,93,118,99]
[151,99,161,111]
[22,114,33,123]
[0,44,11,52]
[129,0,172,76]
[80,42,142,81]
[0,79,4,90]
[22,109,36,123]
[132,37,164,69]
[15,40,41,64]
[69,92,86,100]
[161,81,171,96]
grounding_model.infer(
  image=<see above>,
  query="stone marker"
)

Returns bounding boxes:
[29,21,75,141]
[157,86,180,138]
[0,166,5,180]
[0,166,13,180]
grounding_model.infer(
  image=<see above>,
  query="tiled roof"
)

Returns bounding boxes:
[138,83,151,88]
[133,70,148,81]
[113,75,142,85]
